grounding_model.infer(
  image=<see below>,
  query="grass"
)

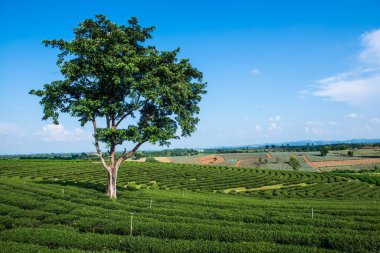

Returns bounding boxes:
[0,160,379,252]
[224,183,311,193]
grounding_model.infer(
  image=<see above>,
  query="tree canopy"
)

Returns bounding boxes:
[289,156,301,171]
[320,146,329,157]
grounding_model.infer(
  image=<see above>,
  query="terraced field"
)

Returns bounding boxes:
[292,150,380,171]
[1,160,379,198]
[297,152,360,162]
[0,160,379,252]
[169,150,380,173]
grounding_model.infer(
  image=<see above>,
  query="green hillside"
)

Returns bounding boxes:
[0,160,379,252]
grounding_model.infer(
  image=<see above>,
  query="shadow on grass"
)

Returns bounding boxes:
[358,155,380,159]
[37,179,108,193]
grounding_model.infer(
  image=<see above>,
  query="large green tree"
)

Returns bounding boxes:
[30,15,207,199]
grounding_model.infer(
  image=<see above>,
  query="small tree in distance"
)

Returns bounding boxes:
[320,146,329,157]
[30,15,207,199]
[347,151,354,157]
[289,156,301,171]
[133,152,143,160]
[145,157,158,163]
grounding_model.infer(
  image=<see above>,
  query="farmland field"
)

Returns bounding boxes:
[163,148,380,173]
[0,160,379,252]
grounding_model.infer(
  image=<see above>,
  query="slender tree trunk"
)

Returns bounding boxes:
[107,168,117,199]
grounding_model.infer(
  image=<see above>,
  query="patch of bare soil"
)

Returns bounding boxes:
[197,155,225,164]
[309,158,380,167]
[236,158,258,167]
[301,155,322,172]
[155,157,173,163]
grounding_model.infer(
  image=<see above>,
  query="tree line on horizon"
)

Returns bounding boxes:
[2,142,378,160]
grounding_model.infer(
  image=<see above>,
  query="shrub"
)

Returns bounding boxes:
[145,157,158,163]
[126,182,140,191]
[289,156,301,171]
[133,152,143,160]
[320,146,329,157]
[149,183,159,190]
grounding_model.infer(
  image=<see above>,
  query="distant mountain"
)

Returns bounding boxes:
[205,138,380,150]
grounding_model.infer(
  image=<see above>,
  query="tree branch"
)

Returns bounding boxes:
[117,148,127,160]
[115,142,144,169]
[92,116,110,172]
[106,114,110,129]
[109,114,116,168]
[115,94,141,127]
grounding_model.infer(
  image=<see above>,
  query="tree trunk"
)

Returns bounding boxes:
[107,169,117,199]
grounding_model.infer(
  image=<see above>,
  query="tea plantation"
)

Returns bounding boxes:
[0,160,379,252]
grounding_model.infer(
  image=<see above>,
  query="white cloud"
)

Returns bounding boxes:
[360,29,380,66]
[0,122,28,150]
[304,120,337,135]
[0,122,26,137]
[369,117,380,123]
[36,124,92,142]
[268,115,282,131]
[306,121,323,126]
[313,28,380,108]
[316,68,374,85]
[269,115,282,122]
[269,122,281,131]
[249,68,261,75]
[305,126,325,135]
[305,120,338,126]
[255,125,262,133]
[346,113,363,119]
[299,89,310,99]
[314,75,380,107]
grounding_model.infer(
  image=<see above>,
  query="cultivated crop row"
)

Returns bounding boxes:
[0,173,379,252]
[0,160,379,199]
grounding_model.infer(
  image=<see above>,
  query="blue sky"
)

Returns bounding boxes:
[0,0,380,154]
